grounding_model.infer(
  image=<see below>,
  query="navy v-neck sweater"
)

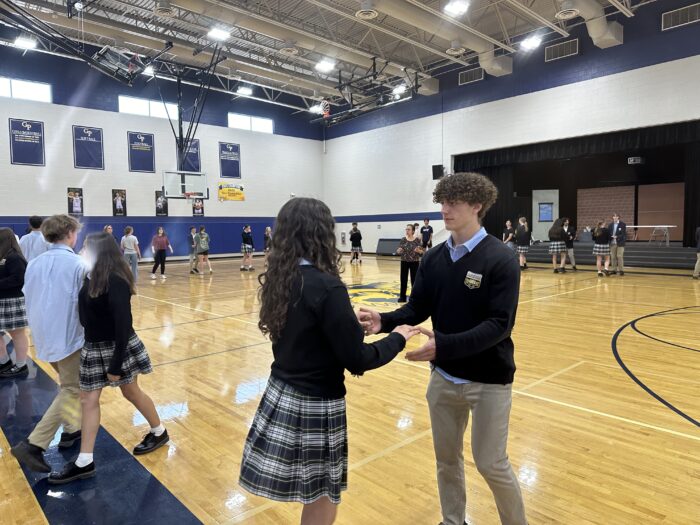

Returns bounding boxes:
[380,234,520,384]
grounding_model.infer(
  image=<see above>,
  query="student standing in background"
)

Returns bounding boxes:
[502,220,515,250]
[188,226,199,274]
[608,213,627,276]
[241,225,255,272]
[350,223,363,265]
[150,227,173,281]
[120,226,141,279]
[562,218,577,271]
[515,217,531,270]
[421,218,434,250]
[19,216,49,262]
[593,221,612,277]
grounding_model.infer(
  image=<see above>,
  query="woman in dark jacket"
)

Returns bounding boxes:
[548,218,568,274]
[0,228,29,378]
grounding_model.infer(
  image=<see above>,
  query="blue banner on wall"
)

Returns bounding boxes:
[127,131,155,173]
[9,118,45,166]
[219,142,241,178]
[73,125,104,170]
[181,139,201,172]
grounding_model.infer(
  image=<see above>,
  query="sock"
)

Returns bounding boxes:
[15,358,26,367]
[0,354,9,365]
[150,424,165,437]
[75,453,93,468]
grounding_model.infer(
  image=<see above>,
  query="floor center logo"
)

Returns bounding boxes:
[347,282,400,306]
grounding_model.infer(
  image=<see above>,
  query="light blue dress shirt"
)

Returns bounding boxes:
[435,227,488,384]
[22,244,87,362]
[19,230,49,262]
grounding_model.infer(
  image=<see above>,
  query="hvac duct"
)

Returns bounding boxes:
[556,0,624,48]
[370,0,512,77]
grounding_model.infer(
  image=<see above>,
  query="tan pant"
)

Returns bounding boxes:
[610,245,625,273]
[28,350,81,450]
[426,371,527,525]
[694,253,700,278]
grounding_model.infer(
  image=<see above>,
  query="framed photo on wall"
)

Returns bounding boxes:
[538,202,554,222]
[67,187,84,217]
[112,189,127,216]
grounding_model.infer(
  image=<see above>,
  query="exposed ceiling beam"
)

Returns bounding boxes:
[504,0,570,37]
[606,0,635,17]
[401,0,516,53]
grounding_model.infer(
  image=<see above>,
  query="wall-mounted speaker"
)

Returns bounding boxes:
[432,164,444,180]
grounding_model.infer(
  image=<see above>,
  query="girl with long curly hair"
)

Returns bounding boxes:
[239,197,418,525]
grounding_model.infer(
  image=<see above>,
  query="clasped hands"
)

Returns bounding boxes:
[356,307,436,362]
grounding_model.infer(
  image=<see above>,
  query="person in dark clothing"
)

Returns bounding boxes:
[515,217,531,270]
[239,198,418,525]
[188,226,199,274]
[396,224,424,302]
[359,172,527,525]
[562,217,577,271]
[592,220,611,277]
[548,218,567,273]
[421,218,434,250]
[241,225,255,271]
[0,228,30,379]
[48,232,168,484]
[693,227,700,279]
[349,222,363,264]
[608,213,627,276]
[263,226,272,267]
[502,220,515,250]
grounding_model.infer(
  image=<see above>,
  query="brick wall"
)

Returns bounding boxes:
[577,186,635,234]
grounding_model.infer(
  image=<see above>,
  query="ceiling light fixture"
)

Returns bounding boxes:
[73,1,84,11]
[444,1,469,17]
[521,35,543,50]
[392,84,407,95]
[142,65,155,76]
[14,36,37,50]
[309,104,324,114]
[207,28,230,41]
[315,59,335,73]
[237,86,253,96]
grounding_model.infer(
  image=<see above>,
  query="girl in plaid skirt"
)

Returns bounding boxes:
[548,218,568,274]
[48,232,168,485]
[515,217,531,270]
[592,221,612,277]
[240,198,418,524]
[0,228,30,379]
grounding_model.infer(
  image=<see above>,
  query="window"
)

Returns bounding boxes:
[251,116,273,134]
[118,95,177,119]
[0,77,52,102]
[228,113,251,131]
[228,113,274,134]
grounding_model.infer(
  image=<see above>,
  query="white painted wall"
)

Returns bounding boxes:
[532,190,559,242]
[323,55,700,251]
[0,98,323,217]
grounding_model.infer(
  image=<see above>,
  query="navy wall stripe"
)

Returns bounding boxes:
[0,360,202,525]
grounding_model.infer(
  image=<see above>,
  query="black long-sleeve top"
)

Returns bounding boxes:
[79,275,135,376]
[379,235,520,384]
[350,230,362,247]
[271,266,406,398]
[593,229,611,245]
[548,227,565,242]
[515,225,531,246]
[242,231,254,249]
[563,226,576,248]
[0,251,27,299]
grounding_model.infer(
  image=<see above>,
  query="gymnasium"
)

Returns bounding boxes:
[0,0,698,523]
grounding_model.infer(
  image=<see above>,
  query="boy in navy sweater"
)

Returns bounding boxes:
[359,172,526,525]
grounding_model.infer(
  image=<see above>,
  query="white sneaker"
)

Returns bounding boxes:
[150,274,157,280]
[160,275,167,280]
[209,269,213,274]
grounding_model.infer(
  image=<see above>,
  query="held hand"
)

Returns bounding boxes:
[357,307,382,335]
[396,248,404,254]
[107,373,121,382]
[391,325,420,341]
[405,326,436,361]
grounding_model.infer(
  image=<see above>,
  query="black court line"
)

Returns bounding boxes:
[611,306,700,428]
[152,341,269,368]
[135,309,259,332]
[630,321,700,353]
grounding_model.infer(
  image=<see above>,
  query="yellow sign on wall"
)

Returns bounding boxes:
[218,183,245,201]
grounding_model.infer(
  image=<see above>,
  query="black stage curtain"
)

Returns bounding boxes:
[683,142,700,247]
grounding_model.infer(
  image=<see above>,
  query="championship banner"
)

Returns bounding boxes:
[112,189,127,217]
[181,138,200,172]
[217,183,245,201]
[9,118,45,166]
[67,187,84,217]
[73,125,104,170]
[128,132,155,173]
[219,142,241,178]
[155,190,168,217]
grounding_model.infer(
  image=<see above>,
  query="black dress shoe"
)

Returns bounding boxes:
[58,430,82,448]
[11,441,51,473]
[0,364,28,379]
[0,360,12,374]
[618,271,625,276]
[133,430,169,455]
[48,461,96,485]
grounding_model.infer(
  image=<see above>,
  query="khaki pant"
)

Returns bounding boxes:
[566,247,576,267]
[189,251,197,270]
[426,371,526,525]
[610,245,625,273]
[694,253,700,278]
[28,350,81,450]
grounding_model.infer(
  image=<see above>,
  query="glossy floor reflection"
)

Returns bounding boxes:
[0,257,698,525]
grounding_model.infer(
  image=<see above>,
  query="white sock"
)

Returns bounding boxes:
[15,359,26,367]
[75,453,93,467]
[0,354,9,365]
[150,424,166,437]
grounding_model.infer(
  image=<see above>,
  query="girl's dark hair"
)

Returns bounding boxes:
[124,226,133,235]
[406,223,416,234]
[594,220,605,237]
[0,228,24,262]
[157,226,165,235]
[258,197,342,342]
[85,232,135,298]
[548,218,564,239]
[199,226,206,232]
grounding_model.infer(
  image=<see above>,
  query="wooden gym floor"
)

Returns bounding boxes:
[1,256,698,524]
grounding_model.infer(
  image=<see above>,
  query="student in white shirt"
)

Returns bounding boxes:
[19,216,49,262]
[10,214,87,473]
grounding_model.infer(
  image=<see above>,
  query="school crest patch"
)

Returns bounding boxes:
[464,271,483,289]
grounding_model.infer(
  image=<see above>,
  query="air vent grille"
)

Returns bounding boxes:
[662,3,700,30]
[545,39,579,62]
[458,68,484,86]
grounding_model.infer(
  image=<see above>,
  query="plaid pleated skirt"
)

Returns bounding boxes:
[241,243,254,254]
[593,244,611,256]
[239,376,348,504]
[548,241,567,254]
[351,246,362,253]
[516,245,529,254]
[0,296,28,331]
[80,334,153,391]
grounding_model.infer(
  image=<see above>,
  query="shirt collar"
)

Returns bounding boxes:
[50,243,74,253]
[446,227,487,253]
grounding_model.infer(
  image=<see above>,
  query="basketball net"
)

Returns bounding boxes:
[321,99,331,119]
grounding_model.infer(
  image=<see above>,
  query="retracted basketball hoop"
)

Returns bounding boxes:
[184,192,195,204]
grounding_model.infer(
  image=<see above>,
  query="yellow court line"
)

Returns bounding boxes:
[518,361,586,392]
[136,294,261,327]
[519,284,600,304]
